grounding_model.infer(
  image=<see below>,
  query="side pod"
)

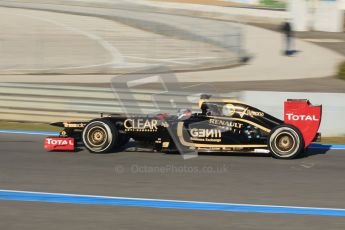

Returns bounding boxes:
[284,99,322,147]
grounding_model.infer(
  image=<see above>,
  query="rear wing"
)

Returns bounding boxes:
[284,99,322,147]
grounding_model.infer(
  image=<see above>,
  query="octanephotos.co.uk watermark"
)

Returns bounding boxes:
[114,164,229,175]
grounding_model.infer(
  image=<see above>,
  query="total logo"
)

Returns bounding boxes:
[46,138,74,145]
[286,113,319,121]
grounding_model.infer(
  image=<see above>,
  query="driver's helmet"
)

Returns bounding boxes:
[177,108,192,120]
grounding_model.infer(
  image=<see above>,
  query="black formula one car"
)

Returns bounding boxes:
[45,96,322,159]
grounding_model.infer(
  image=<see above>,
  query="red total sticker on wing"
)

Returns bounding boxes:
[284,100,322,147]
[44,137,75,151]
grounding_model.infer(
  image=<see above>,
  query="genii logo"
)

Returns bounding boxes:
[190,129,222,138]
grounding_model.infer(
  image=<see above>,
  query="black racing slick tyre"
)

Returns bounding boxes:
[268,125,304,159]
[82,119,118,153]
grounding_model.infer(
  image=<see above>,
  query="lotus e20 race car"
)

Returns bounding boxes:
[44,97,322,159]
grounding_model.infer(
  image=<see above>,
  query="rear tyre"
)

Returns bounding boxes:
[82,119,118,153]
[268,125,304,159]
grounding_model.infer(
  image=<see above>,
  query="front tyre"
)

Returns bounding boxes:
[268,125,304,159]
[82,119,117,153]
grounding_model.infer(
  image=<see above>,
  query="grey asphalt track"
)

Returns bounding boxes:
[1,133,345,229]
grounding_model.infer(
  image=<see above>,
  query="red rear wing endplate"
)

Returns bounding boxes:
[284,99,322,147]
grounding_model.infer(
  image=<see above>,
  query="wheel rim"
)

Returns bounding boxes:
[276,133,294,151]
[273,131,297,156]
[87,126,108,147]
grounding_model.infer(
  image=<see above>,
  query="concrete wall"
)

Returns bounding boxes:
[289,0,344,32]
[0,83,343,136]
[289,0,309,31]
[341,0,345,9]
[313,1,344,32]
